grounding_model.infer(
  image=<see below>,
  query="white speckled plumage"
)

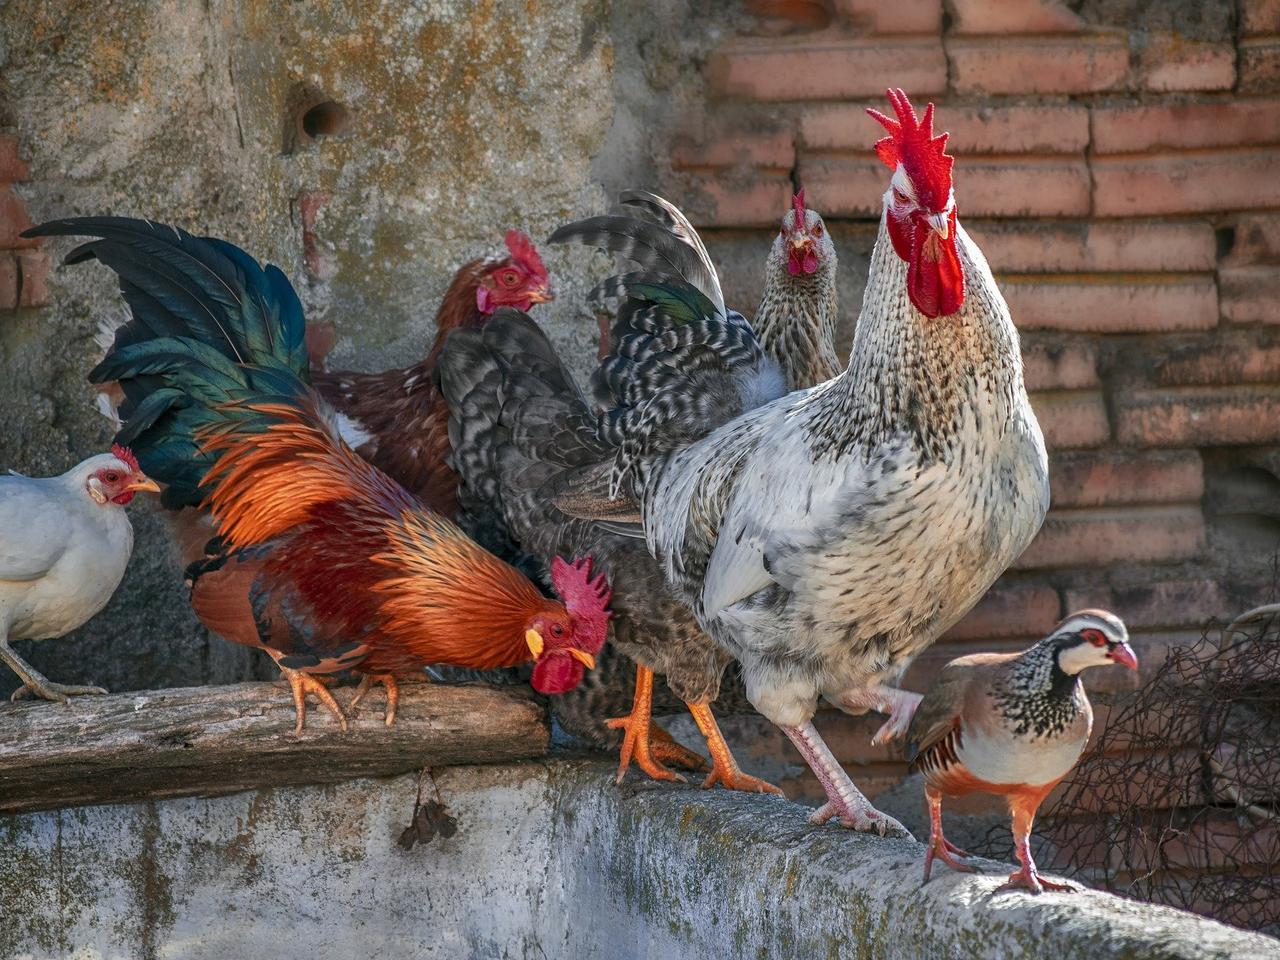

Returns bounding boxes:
[641,215,1048,731]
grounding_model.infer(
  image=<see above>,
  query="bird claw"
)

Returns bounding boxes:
[10,681,109,704]
[606,714,687,784]
[809,800,915,840]
[994,867,1075,895]
[701,765,784,796]
[868,690,923,746]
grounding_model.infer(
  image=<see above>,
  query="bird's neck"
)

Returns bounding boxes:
[992,640,1086,738]
[813,213,1026,459]
[423,258,493,369]
[754,258,841,391]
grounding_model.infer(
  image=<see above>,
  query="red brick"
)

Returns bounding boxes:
[1015,506,1205,569]
[1219,265,1280,324]
[1093,149,1280,216]
[946,0,1084,34]
[1093,98,1280,154]
[969,221,1216,273]
[1064,580,1227,631]
[15,249,49,308]
[834,0,941,34]
[949,37,1129,95]
[1240,39,1280,93]
[1242,0,1280,36]
[1136,37,1236,92]
[1021,339,1099,391]
[0,254,17,310]
[1029,391,1110,449]
[0,136,29,182]
[0,185,38,250]
[671,129,794,171]
[1226,213,1280,265]
[743,0,835,32]
[707,37,946,101]
[679,173,794,228]
[1050,450,1204,509]
[941,582,1061,641]
[798,153,1090,218]
[1003,275,1218,333]
[1114,385,1280,447]
[799,103,1089,154]
[1149,331,1280,385]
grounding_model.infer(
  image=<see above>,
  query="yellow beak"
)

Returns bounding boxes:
[525,629,545,659]
[568,648,597,670]
[126,476,161,494]
[527,286,554,305]
[927,211,950,240]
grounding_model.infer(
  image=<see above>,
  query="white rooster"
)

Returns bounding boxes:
[0,444,157,702]
[557,89,1049,835]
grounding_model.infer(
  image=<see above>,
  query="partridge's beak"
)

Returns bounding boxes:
[526,286,554,305]
[1108,641,1140,672]
[927,211,950,240]
[568,648,596,670]
[525,629,544,659]
[126,476,161,494]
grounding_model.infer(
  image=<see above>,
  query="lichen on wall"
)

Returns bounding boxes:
[0,0,617,695]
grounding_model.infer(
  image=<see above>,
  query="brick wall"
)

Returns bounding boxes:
[655,0,1280,812]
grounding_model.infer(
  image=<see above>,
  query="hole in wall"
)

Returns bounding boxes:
[282,83,352,155]
[301,101,350,140]
[1215,226,1236,261]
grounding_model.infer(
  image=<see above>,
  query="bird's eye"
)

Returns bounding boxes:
[812,223,823,237]
[1082,629,1107,647]
[502,271,520,287]
[892,188,909,205]
[104,472,119,483]
[551,623,565,638]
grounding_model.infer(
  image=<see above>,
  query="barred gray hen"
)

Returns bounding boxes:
[440,190,838,791]
[553,90,1049,837]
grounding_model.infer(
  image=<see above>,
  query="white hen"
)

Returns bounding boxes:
[0,445,157,702]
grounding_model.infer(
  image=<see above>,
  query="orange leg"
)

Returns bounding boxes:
[686,701,783,795]
[605,665,686,784]
[351,673,401,726]
[922,788,975,883]
[279,666,348,735]
[995,791,1074,894]
[649,723,710,773]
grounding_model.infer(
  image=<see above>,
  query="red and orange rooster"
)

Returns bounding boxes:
[25,217,609,732]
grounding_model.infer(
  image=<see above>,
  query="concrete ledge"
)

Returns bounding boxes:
[2,758,1274,959]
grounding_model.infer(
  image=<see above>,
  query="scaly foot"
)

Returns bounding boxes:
[11,680,109,704]
[994,866,1075,895]
[838,684,924,746]
[279,666,348,735]
[649,723,710,773]
[782,721,914,839]
[686,701,783,795]
[351,673,401,726]
[606,665,685,784]
[923,833,977,882]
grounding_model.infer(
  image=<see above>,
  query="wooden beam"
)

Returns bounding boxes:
[0,681,549,815]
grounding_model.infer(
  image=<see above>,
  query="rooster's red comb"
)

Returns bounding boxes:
[792,188,807,226]
[866,88,954,213]
[504,230,549,286]
[111,443,140,473]
[551,556,613,653]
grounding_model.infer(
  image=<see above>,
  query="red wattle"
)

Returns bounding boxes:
[531,655,586,694]
[110,491,136,505]
[886,211,914,263]
[788,246,820,276]
[907,209,964,318]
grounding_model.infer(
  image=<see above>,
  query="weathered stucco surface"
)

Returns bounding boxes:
[0,0,630,696]
[3,759,1275,960]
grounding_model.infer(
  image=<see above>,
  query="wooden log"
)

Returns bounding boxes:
[0,680,549,815]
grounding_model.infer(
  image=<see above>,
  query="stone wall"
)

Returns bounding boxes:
[4,759,1276,960]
